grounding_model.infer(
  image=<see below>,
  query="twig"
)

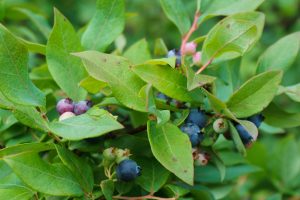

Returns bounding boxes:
[113,194,176,200]
[180,11,201,55]
[195,57,213,74]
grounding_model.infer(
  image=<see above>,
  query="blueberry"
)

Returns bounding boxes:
[167,49,181,67]
[56,98,74,115]
[186,109,207,129]
[235,124,253,145]
[116,159,142,182]
[157,93,169,101]
[180,123,201,147]
[247,114,264,128]
[74,100,92,115]
[182,42,197,55]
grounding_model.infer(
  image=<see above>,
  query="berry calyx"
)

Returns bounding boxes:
[213,118,229,134]
[193,51,202,66]
[74,100,92,115]
[56,98,74,115]
[116,159,142,182]
[182,42,197,55]
[58,111,75,121]
[194,153,208,166]
[247,114,264,128]
[186,108,207,129]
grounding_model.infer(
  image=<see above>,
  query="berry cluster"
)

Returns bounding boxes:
[167,42,202,67]
[102,147,141,182]
[56,98,92,121]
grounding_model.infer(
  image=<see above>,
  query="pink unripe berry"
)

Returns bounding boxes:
[59,111,75,121]
[56,98,74,115]
[183,42,197,55]
[193,51,202,66]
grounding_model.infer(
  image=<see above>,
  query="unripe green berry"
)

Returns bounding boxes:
[213,118,228,134]
[115,149,130,164]
[103,147,116,161]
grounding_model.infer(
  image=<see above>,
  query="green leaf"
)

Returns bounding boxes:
[0,24,45,107]
[4,153,83,196]
[202,12,265,64]
[159,0,191,35]
[0,143,55,159]
[229,122,246,156]
[147,121,194,185]
[262,103,300,128]
[195,164,260,183]
[73,51,147,112]
[123,39,151,64]
[146,57,176,68]
[49,108,124,140]
[187,67,216,91]
[133,64,203,103]
[18,37,46,55]
[46,9,87,101]
[227,70,282,118]
[279,84,300,102]
[100,180,114,200]
[201,88,237,121]
[136,158,170,192]
[154,38,168,56]
[12,105,49,132]
[257,32,300,73]
[0,161,34,200]
[14,8,51,39]
[0,109,17,132]
[55,145,94,193]
[79,76,108,94]
[200,0,265,23]
[81,0,125,51]
[210,151,226,182]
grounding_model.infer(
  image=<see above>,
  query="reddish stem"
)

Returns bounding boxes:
[195,57,213,74]
[180,11,201,55]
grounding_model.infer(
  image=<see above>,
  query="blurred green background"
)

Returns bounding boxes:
[0,0,300,199]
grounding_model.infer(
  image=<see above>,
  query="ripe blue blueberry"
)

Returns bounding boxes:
[167,49,181,67]
[186,109,207,129]
[247,114,264,128]
[157,93,169,101]
[180,123,202,147]
[116,159,142,182]
[235,124,253,145]
[56,98,74,115]
[74,100,92,115]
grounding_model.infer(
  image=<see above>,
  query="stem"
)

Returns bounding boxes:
[195,57,213,74]
[180,11,201,55]
[113,194,176,200]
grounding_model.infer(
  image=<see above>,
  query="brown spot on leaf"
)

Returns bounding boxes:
[172,157,178,162]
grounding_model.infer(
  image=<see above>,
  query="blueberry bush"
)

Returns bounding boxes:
[0,0,300,199]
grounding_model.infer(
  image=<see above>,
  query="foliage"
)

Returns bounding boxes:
[0,0,299,199]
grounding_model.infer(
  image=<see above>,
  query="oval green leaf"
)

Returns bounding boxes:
[202,12,265,64]
[46,9,87,101]
[147,121,194,185]
[0,24,45,107]
[227,70,282,118]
